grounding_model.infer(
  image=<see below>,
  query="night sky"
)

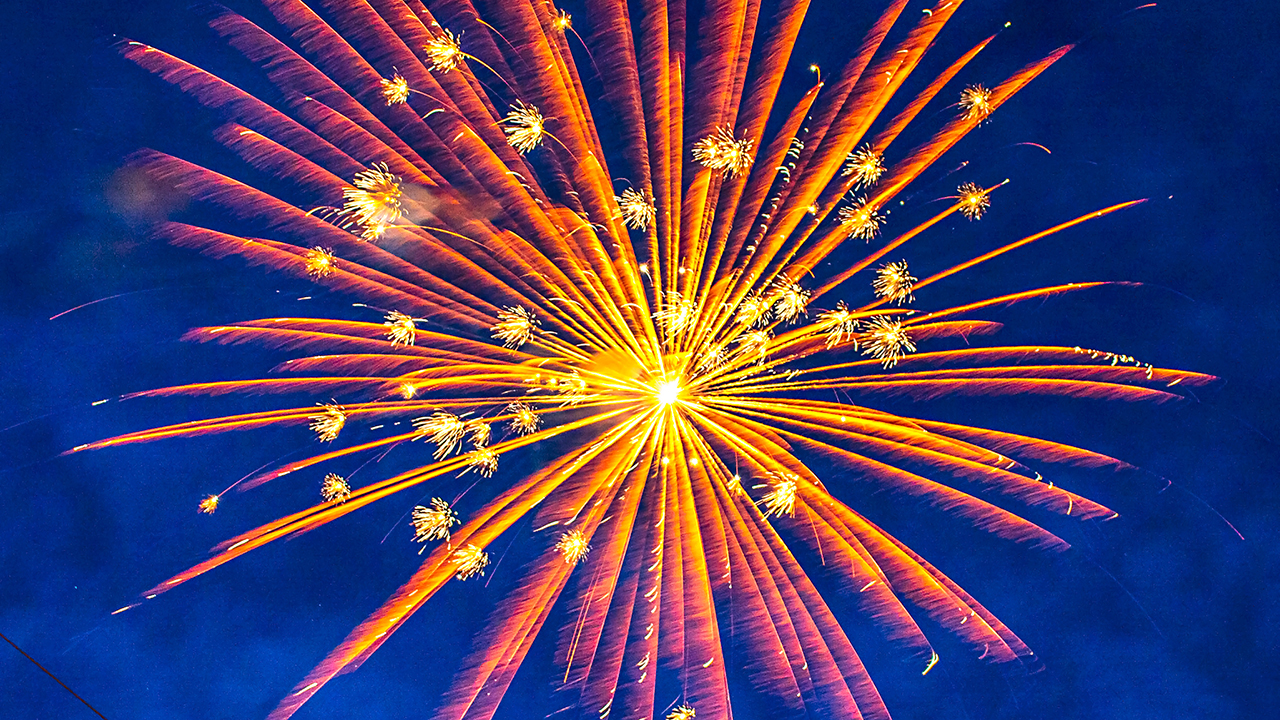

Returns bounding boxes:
[2,1,1277,718]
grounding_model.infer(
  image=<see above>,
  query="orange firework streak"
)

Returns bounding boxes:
[79,0,1224,718]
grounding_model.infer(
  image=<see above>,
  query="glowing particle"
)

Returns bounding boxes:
[768,278,811,323]
[957,182,991,220]
[872,261,916,305]
[411,498,459,544]
[696,344,727,372]
[860,316,916,368]
[413,411,468,458]
[502,101,548,154]
[303,246,336,278]
[492,306,538,348]
[556,370,589,406]
[760,472,799,518]
[666,704,697,720]
[309,403,347,442]
[654,292,696,335]
[383,310,418,346]
[553,9,572,31]
[692,126,754,177]
[615,188,657,231]
[424,29,464,72]
[735,291,772,327]
[837,197,884,241]
[959,84,993,121]
[817,301,860,348]
[380,72,410,106]
[342,163,403,239]
[399,383,417,399]
[465,447,499,477]
[842,145,885,188]
[556,528,591,565]
[198,494,220,514]
[468,420,491,448]
[505,401,541,435]
[451,544,490,580]
[320,473,351,503]
[736,329,772,363]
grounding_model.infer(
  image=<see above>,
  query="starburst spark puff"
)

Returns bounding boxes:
[873,261,917,305]
[90,4,1223,720]
[411,498,460,545]
[555,529,591,564]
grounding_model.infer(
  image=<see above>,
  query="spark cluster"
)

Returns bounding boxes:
[502,102,548,154]
[960,84,993,121]
[411,498,460,544]
[838,197,884,240]
[873,261,917,305]
[842,145,886,187]
[451,544,490,580]
[383,311,418,346]
[308,403,347,443]
[320,473,351,503]
[693,126,754,177]
[615,188,657,231]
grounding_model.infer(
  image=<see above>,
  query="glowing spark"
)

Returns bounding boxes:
[303,246,336,278]
[735,291,771,327]
[383,310,418,346]
[768,278,811,323]
[466,447,499,477]
[505,401,540,435]
[380,73,410,106]
[556,529,591,565]
[424,29,464,72]
[861,316,916,368]
[556,370,589,406]
[198,494,219,514]
[838,197,884,241]
[553,9,572,31]
[666,704,697,720]
[873,261,916,305]
[654,292,696,336]
[399,383,417,399]
[736,330,772,364]
[342,164,403,239]
[309,403,347,442]
[842,145,886,188]
[817,301,860,348]
[615,188,656,231]
[696,344,727,372]
[414,411,468,459]
[656,380,681,406]
[959,84,993,121]
[320,473,351,503]
[760,473,799,518]
[451,544,490,580]
[411,498,459,544]
[502,101,548,154]
[468,420,491,448]
[491,306,538,348]
[957,182,991,220]
[692,126,754,177]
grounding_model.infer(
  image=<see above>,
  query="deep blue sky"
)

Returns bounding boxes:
[1,1,1277,718]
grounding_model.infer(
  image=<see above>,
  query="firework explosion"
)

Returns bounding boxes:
[86,2,1221,719]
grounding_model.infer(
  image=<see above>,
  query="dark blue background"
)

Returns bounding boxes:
[1,1,1276,718]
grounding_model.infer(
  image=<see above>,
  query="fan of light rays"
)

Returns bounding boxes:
[85,1,1217,719]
